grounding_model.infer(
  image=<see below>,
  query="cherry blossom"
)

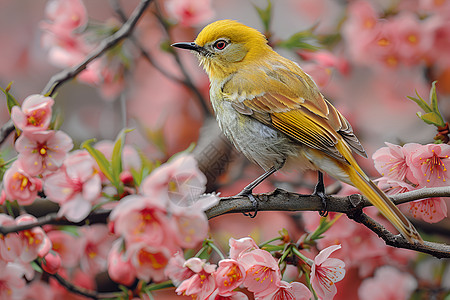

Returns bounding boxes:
[44,150,102,222]
[16,215,52,263]
[407,143,450,187]
[310,245,345,300]
[15,130,73,176]
[47,230,81,268]
[213,259,246,297]
[11,95,54,133]
[107,240,136,286]
[175,258,217,299]
[165,0,214,27]
[239,249,281,297]
[372,142,421,184]
[256,281,312,300]
[2,161,42,206]
[0,261,26,299]
[409,197,447,223]
[165,252,195,287]
[358,266,417,300]
[229,237,260,260]
[78,224,115,274]
[109,195,173,248]
[41,252,62,274]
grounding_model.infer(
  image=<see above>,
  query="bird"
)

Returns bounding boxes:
[172,19,423,244]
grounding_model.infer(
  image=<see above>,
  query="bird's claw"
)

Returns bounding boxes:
[238,191,258,218]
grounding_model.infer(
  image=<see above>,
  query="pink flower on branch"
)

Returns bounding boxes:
[407,143,450,187]
[2,161,42,205]
[175,258,217,299]
[44,0,87,32]
[15,130,73,176]
[213,259,246,297]
[128,243,172,282]
[165,0,214,27]
[310,245,345,300]
[239,249,281,297]
[44,150,101,222]
[107,240,136,286]
[257,281,312,300]
[372,142,421,184]
[16,215,52,263]
[409,197,447,223]
[11,95,54,133]
[358,266,417,300]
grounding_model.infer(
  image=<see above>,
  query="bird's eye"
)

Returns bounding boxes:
[213,40,228,50]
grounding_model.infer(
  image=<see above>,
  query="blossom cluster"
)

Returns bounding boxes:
[166,237,345,300]
[342,0,450,69]
[373,142,449,223]
[107,154,219,285]
[40,0,126,99]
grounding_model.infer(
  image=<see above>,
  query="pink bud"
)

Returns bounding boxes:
[42,252,61,274]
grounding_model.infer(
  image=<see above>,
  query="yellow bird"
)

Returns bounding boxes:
[172,19,423,244]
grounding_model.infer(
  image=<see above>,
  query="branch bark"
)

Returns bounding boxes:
[41,0,153,97]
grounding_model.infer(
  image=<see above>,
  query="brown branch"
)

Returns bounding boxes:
[1,187,449,257]
[0,119,15,147]
[41,0,153,96]
[205,186,450,258]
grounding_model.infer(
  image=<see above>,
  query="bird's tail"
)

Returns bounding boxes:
[345,163,423,244]
[334,141,423,244]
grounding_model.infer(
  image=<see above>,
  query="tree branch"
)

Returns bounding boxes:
[41,0,153,96]
[0,119,15,147]
[205,186,450,258]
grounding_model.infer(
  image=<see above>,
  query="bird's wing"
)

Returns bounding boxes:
[222,58,366,161]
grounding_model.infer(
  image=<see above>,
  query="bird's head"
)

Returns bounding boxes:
[172,20,270,79]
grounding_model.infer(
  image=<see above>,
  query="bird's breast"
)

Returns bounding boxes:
[209,87,307,171]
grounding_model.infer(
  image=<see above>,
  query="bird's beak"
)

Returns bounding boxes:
[171,42,201,52]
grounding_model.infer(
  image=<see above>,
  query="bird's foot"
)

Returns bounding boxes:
[237,189,259,218]
[314,171,328,217]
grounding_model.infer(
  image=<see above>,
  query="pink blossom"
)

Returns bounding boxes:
[109,195,173,248]
[358,266,417,300]
[44,150,102,222]
[2,160,42,205]
[175,258,217,299]
[47,230,81,268]
[409,197,447,223]
[391,12,431,65]
[209,290,249,299]
[128,242,172,282]
[16,214,52,262]
[372,142,421,184]
[310,245,345,300]
[298,50,350,76]
[165,252,195,287]
[165,0,214,27]
[44,0,87,31]
[79,224,116,274]
[0,214,23,262]
[15,130,73,176]
[407,143,450,187]
[171,193,218,249]
[0,261,26,299]
[425,16,450,67]
[376,177,415,196]
[11,94,54,133]
[256,281,312,300]
[229,237,259,260]
[239,249,281,297]
[41,251,62,274]
[107,239,136,286]
[213,259,246,297]
[141,154,207,208]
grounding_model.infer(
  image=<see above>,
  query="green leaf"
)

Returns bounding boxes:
[277,30,319,51]
[430,81,439,114]
[407,95,431,113]
[418,112,444,126]
[0,82,20,114]
[31,261,43,273]
[81,138,114,184]
[253,0,272,32]
[111,128,134,182]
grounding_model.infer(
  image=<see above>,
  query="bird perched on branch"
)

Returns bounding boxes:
[172,19,423,244]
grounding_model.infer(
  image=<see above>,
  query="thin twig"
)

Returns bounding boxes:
[152,2,211,116]
[0,119,15,147]
[41,0,154,96]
